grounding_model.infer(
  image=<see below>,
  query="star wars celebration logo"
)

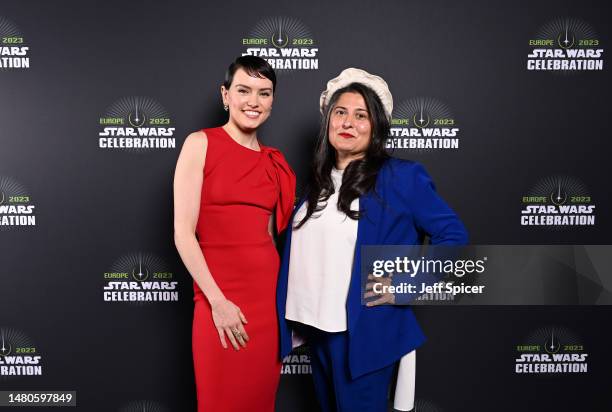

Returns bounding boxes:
[0,328,43,378]
[118,400,169,412]
[520,175,595,227]
[0,176,36,228]
[241,16,318,71]
[281,345,311,375]
[98,97,176,151]
[103,253,179,303]
[527,18,603,72]
[387,98,460,151]
[515,326,588,374]
[0,17,29,70]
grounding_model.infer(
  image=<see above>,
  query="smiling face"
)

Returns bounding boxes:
[328,91,372,161]
[221,68,274,131]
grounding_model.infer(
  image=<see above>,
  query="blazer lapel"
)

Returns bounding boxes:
[346,190,375,332]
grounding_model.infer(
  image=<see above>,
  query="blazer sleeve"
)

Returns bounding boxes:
[399,162,468,245]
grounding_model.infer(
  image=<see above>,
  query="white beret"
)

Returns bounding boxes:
[319,68,393,120]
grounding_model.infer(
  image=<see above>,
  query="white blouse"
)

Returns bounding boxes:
[285,168,358,332]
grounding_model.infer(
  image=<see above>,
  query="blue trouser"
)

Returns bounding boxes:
[296,323,396,412]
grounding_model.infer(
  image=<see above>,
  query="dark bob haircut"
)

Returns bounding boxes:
[223,55,277,94]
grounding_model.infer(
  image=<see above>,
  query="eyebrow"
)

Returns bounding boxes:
[334,105,369,112]
[234,84,273,92]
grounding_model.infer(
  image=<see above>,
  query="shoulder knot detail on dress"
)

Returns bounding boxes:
[261,146,296,233]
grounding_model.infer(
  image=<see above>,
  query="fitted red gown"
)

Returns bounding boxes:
[192,127,295,412]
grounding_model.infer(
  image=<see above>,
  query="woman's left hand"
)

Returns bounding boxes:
[364,273,396,306]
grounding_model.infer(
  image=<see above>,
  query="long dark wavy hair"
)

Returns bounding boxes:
[295,82,390,229]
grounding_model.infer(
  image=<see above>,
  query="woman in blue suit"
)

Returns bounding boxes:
[277,68,468,412]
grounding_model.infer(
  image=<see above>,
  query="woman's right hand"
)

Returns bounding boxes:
[291,330,306,349]
[210,298,249,350]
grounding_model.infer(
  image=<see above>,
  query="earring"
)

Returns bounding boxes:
[223,104,229,111]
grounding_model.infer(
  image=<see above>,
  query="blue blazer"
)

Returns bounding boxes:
[276,158,468,379]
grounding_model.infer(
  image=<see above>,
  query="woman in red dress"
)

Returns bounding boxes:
[173,56,295,411]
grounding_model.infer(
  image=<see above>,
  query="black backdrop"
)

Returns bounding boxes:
[1,0,611,411]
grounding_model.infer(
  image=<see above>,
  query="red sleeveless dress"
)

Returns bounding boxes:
[192,127,295,411]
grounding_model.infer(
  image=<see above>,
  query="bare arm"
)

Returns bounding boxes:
[173,130,249,350]
[173,131,223,303]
